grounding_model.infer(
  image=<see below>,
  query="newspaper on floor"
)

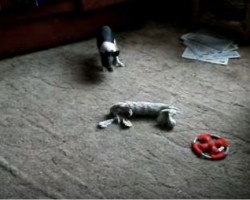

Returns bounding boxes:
[180,30,240,65]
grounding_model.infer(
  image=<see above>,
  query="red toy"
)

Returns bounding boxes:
[191,133,229,160]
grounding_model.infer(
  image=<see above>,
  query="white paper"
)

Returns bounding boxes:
[182,47,229,65]
[181,30,240,65]
[181,31,234,51]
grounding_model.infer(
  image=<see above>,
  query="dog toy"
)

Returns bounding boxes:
[98,101,179,129]
[96,25,125,72]
[191,133,229,160]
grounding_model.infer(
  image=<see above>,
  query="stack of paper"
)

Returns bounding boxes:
[181,30,240,65]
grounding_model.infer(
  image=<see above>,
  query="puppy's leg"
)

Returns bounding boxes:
[115,56,125,67]
[113,40,125,67]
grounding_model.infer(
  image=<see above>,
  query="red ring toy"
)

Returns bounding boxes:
[191,133,229,160]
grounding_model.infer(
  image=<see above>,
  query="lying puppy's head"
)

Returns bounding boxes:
[110,103,133,118]
[101,50,120,72]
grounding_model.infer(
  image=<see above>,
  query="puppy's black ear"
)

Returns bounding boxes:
[113,50,120,57]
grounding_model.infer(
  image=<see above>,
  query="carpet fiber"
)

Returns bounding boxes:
[0,21,250,198]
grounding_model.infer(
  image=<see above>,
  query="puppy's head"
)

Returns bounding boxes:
[101,51,120,72]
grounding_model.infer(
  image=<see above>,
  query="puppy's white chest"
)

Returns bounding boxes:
[100,41,117,53]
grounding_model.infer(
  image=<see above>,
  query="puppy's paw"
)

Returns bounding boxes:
[116,61,125,67]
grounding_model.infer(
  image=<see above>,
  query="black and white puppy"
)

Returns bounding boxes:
[96,25,125,72]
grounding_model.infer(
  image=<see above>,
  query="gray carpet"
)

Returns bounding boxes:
[0,21,250,199]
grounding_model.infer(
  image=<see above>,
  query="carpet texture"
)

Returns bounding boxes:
[0,21,250,198]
